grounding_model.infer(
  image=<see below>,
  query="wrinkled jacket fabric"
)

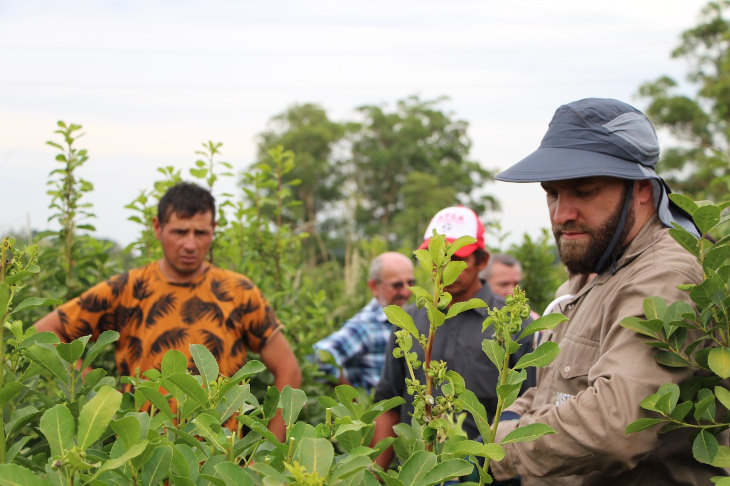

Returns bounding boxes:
[492,217,726,485]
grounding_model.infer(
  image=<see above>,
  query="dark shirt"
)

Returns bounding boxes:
[374,281,534,440]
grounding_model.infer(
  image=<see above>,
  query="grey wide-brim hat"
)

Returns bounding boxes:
[497,98,699,237]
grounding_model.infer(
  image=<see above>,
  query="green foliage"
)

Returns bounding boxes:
[506,229,567,314]
[348,95,497,245]
[385,233,563,483]
[637,0,730,201]
[254,103,345,233]
[14,112,571,484]
[621,196,730,479]
[38,121,119,301]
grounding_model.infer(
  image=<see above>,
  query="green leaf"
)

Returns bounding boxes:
[668,193,698,216]
[693,429,719,465]
[514,341,560,369]
[77,385,123,449]
[297,437,334,478]
[619,316,663,338]
[518,313,568,340]
[453,389,491,439]
[708,347,730,379]
[385,305,419,339]
[414,249,433,275]
[280,385,307,427]
[670,401,693,422]
[481,338,505,369]
[501,423,556,444]
[161,349,189,377]
[329,455,373,481]
[164,372,208,406]
[624,418,664,434]
[190,343,219,391]
[214,461,254,485]
[442,439,504,460]
[669,228,700,257]
[111,415,142,450]
[654,350,691,367]
[716,386,730,411]
[446,298,487,320]
[82,330,120,369]
[228,359,266,383]
[642,296,667,320]
[421,458,474,485]
[0,464,51,486]
[142,444,173,486]
[57,339,86,363]
[10,296,62,315]
[397,450,436,486]
[25,344,68,382]
[442,260,467,286]
[425,302,446,327]
[263,385,280,420]
[0,382,25,408]
[193,413,227,453]
[694,205,722,235]
[136,385,175,421]
[704,245,730,271]
[93,440,148,478]
[448,235,477,257]
[711,445,730,468]
[39,404,75,458]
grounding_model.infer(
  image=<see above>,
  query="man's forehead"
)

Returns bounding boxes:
[540,176,624,189]
[165,210,215,225]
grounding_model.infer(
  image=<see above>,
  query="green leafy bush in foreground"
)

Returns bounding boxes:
[1,232,565,485]
[621,195,730,484]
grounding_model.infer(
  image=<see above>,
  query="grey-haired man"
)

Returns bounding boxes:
[490,98,726,484]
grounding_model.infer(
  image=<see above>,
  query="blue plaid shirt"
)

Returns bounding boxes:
[313,298,393,391]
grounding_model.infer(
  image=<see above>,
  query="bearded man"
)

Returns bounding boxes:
[489,98,726,484]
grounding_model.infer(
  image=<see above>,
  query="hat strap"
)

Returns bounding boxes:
[594,180,634,275]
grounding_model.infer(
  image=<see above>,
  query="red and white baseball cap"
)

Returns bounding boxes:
[418,206,485,257]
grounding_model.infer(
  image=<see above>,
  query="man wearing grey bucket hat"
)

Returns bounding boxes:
[490,98,726,484]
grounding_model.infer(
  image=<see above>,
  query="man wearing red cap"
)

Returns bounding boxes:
[371,206,533,475]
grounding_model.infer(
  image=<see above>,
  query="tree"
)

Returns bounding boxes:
[637,0,730,201]
[346,95,497,245]
[253,103,345,233]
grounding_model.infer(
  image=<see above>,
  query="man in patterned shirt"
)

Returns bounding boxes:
[313,251,414,391]
[34,182,301,441]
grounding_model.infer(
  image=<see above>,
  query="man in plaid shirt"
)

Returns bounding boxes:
[313,252,414,391]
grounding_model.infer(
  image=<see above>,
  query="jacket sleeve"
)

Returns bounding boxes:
[492,262,701,480]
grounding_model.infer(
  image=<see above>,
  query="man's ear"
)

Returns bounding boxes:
[635,180,654,205]
[367,279,378,296]
[153,217,162,240]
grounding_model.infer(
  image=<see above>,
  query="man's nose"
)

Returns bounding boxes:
[552,194,578,224]
[182,233,196,250]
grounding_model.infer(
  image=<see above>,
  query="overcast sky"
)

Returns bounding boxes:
[0,0,709,249]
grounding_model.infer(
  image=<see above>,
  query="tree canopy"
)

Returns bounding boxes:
[638,0,730,201]
[248,95,498,255]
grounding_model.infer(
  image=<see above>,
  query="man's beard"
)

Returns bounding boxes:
[553,194,634,275]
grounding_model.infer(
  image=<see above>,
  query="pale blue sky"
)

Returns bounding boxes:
[0,0,710,248]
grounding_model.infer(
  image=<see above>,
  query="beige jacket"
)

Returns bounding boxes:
[491,217,725,485]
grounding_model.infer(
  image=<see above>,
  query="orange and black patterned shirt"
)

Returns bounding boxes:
[56,262,282,378]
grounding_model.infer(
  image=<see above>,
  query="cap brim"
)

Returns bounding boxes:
[496,147,656,183]
[419,239,479,257]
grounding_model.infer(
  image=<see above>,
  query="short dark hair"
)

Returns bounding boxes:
[473,248,489,265]
[157,182,216,226]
